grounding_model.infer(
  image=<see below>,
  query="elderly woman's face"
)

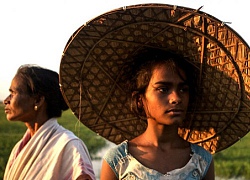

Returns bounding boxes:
[3,76,36,122]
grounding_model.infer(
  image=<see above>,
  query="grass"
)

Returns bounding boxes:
[213,134,250,179]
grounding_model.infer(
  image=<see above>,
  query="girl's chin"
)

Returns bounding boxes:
[166,116,184,125]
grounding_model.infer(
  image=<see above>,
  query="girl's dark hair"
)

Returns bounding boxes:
[15,64,69,118]
[123,48,197,119]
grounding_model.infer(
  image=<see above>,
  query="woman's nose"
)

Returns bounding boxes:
[3,95,10,105]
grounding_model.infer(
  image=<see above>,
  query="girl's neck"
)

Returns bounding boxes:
[141,124,185,148]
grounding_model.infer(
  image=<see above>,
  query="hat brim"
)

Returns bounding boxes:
[59,3,250,153]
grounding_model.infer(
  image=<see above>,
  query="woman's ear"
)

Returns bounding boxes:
[34,96,45,108]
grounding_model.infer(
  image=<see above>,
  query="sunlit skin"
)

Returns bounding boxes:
[100,64,214,180]
[3,76,48,136]
[128,65,192,173]
[142,64,189,127]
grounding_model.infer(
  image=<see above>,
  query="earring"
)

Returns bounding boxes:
[34,105,38,111]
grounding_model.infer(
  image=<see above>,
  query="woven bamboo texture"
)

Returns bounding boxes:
[59,4,250,153]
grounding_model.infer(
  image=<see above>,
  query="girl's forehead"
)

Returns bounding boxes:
[153,62,185,73]
[151,64,187,80]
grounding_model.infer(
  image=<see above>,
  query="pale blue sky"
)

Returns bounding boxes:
[0,0,249,100]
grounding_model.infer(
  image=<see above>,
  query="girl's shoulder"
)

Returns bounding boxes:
[190,143,213,164]
[103,140,129,163]
[191,143,211,155]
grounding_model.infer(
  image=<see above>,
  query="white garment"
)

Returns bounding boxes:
[4,118,95,180]
[104,140,212,180]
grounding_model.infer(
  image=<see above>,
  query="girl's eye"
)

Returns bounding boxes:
[179,86,189,93]
[157,87,169,93]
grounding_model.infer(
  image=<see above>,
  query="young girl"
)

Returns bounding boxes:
[58,3,249,180]
[100,48,214,180]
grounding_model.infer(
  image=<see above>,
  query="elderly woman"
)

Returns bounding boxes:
[3,64,95,180]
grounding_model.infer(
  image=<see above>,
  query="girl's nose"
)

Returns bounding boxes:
[169,91,181,104]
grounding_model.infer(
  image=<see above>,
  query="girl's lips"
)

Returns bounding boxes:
[166,109,183,113]
[165,109,184,115]
[168,111,183,115]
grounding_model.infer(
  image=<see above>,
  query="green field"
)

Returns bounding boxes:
[0,103,249,179]
[213,134,250,179]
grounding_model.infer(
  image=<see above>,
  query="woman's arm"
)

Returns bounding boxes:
[76,174,95,180]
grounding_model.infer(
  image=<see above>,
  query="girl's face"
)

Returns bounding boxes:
[142,64,189,126]
[3,76,36,122]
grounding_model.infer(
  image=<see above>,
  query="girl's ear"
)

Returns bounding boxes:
[132,91,141,108]
[135,94,144,109]
[137,96,143,108]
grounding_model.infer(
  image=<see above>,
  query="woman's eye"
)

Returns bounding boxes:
[9,91,17,99]
[7,93,13,100]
